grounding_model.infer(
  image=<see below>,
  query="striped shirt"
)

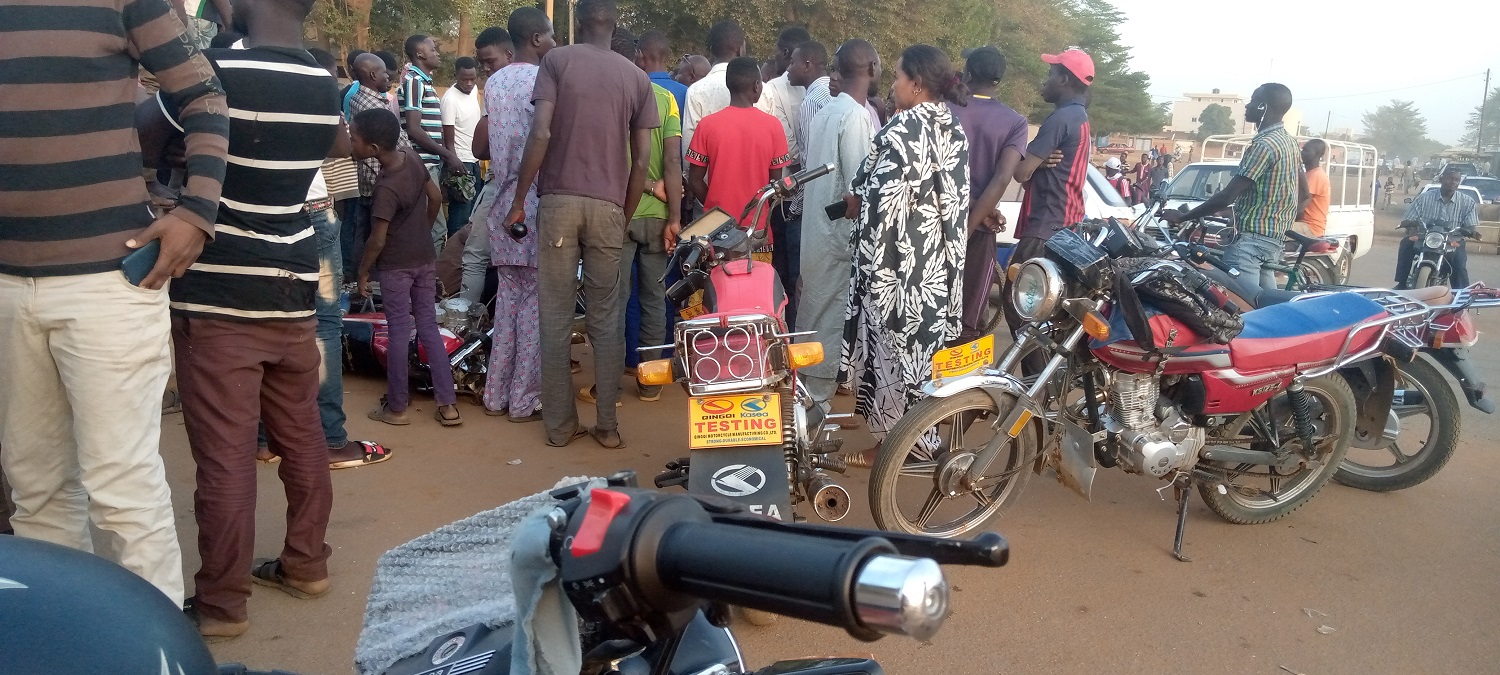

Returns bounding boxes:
[1233,123,1301,238]
[0,0,228,277]
[397,63,442,165]
[159,47,340,321]
[1403,189,1479,232]
[790,76,832,216]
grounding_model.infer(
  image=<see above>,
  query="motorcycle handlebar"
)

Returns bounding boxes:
[654,519,948,641]
[780,163,835,194]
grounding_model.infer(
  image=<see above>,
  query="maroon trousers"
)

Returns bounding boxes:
[173,316,333,623]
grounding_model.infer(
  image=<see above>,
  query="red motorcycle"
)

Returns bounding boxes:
[638,165,849,524]
[868,218,1426,561]
[342,297,487,399]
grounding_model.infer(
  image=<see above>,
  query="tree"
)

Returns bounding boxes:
[1026,0,1164,135]
[1195,103,1234,139]
[1460,86,1500,150]
[1361,99,1445,160]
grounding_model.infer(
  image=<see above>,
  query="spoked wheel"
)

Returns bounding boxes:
[1335,356,1459,492]
[870,390,1036,537]
[1276,258,1333,292]
[1197,374,1355,524]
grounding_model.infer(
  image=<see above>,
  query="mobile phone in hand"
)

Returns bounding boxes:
[121,240,161,287]
[824,200,847,221]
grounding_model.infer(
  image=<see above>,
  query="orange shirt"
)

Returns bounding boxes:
[1302,166,1330,236]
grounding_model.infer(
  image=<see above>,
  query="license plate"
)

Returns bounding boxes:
[679,289,707,320]
[932,334,995,380]
[688,393,782,450]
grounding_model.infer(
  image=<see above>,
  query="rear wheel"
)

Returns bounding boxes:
[1334,356,1459,492]
[870,389,1036,537]
[1197,374,1355,524]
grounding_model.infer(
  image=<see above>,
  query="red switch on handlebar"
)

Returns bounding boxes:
[571,489,632,557]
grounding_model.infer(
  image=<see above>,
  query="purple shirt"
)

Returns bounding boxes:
[948,95,1029,206]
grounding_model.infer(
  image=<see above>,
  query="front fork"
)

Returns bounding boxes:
[966,323,1089,485]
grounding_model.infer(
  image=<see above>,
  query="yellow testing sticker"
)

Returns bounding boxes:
[932,334,995,380]
[688,393,782,450]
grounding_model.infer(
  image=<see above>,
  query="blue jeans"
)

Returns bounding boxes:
[1224,231,1284,291]
[259,208,347,449]
[337,197,360,281]
[444,162,481,237]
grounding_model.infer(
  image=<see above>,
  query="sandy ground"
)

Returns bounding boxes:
[182,208,1500,674]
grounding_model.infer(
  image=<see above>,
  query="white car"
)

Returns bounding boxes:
[994,163,1143,246]
[1412,183,1484,206]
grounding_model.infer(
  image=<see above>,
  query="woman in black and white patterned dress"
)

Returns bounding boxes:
[840,45,970,463]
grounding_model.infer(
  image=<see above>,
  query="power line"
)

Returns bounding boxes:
[1298,72,1487,101]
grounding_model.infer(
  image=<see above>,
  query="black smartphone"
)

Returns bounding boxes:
[824,200,846,221]
[121,240,161,287]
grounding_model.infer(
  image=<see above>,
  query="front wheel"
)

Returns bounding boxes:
[1334,356,1459,492]
[1412,263,1434,289]
[1197,374,1355,524]
[870,389,1036,537]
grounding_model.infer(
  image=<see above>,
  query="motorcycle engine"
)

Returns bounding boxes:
[437,298,488,337]
[1104,372,1205,477]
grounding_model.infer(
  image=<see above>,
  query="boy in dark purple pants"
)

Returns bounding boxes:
[351,109,463,426]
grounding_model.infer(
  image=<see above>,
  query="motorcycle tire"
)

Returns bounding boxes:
[1333,356,1459,492]
[981,261,1007,337]
[870,389,1036,538]
[1413,264,1434,289]
[1197,374,1355,525]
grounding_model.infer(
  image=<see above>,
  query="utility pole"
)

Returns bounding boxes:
[1324,111,1331,137]
[1478,68,1491,154]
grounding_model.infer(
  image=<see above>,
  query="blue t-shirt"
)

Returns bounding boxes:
[650,71,688,113]
[1018,96,1090,239]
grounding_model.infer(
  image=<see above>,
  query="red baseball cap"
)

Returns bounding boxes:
[1041,49,1095,85]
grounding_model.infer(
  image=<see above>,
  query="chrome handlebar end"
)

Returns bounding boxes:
[852,555,949,641]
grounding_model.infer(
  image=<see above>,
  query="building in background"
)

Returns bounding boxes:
[1167,89,1246,134]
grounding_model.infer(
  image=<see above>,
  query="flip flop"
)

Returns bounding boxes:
[509,411,543,423]
[434,404,463,427]
[329,441,392,470]
[590,427,625,449]
[547,425,589,448]
[250,558,329,600]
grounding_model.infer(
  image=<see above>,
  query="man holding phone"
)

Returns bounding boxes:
[0,0,228,605]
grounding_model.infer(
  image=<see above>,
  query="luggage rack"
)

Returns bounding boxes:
[1292,290,1431,379]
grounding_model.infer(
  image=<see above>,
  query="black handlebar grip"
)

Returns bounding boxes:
[791,163,835,187]
[654,521,894,638]
[678,246,703,276]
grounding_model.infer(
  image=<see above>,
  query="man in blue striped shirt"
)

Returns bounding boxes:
[399,34,462,251]
[1397,166,1479,288]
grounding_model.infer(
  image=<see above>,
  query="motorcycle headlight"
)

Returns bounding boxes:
[1010,258,1064,322]
[1423,232,1447,249]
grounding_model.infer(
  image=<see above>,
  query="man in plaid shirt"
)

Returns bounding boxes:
[1163,83,1307,290]
[346,53,409,271]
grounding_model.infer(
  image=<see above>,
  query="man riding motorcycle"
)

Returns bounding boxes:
[1396,166,1479,289]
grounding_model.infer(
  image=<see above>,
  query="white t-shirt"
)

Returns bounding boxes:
[305,168,328,201]
[440,85,482,164]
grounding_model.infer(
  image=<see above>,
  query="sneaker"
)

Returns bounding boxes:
[367,397,411,426]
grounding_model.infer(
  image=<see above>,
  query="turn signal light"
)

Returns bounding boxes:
[637,359,675,386]
[1083,311,1111,341]
[788,342,824,368]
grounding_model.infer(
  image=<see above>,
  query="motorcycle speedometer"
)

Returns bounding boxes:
[1423,232,1446,249]
[1010,258,1064,322]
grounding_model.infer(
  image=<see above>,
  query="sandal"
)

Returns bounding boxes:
[547,425,589,448]
[329,441,393,470]
[161,389,182,415]
[577,386,623,408]
[509,410,543,423]
[256,446,281,464]
[250,558,329,600]
[434,404,463,427]
[182,596,248,642]
[590,427,625,449]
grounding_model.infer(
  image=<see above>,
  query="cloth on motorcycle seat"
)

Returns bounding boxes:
[1231,292,1388,372]
[1398,285,1453,306]
[703,258,787,321]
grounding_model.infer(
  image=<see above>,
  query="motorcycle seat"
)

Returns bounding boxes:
[1284,229,1338,253]
[1230,293,1389,372]
[1397,285,1453,306]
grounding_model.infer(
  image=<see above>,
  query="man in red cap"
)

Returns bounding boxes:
[1005,48,1094,367]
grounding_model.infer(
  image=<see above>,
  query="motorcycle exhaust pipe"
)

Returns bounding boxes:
[806,475,851,522]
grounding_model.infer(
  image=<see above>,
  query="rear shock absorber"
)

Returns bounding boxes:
[1286,381,1317,459]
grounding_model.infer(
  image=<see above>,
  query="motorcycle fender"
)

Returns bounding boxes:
[1428,347,1496,413]
[924,372,1037,425]
[688,446,793,522]
[1349,357,1396,448]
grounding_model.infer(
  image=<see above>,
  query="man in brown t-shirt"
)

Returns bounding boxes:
[504,0,658,448]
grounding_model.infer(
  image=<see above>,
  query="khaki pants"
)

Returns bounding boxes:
[0,271,184,605]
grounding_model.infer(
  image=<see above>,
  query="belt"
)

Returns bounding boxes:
[303,198,333,213]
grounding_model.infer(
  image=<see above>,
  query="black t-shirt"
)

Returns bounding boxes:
[1018,96,1090,240]
[160,46,339,321]
[370,147,437,272]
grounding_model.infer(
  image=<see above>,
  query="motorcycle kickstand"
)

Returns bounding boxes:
[1157,473,1194,562]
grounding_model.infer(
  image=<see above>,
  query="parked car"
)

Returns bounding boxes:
[994,163,1142,247]
[1439,161,1483,178]
[1461,176,1500,204]
[1411,183,1484,206]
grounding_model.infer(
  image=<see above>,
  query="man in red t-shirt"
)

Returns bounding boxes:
[686,57,793,246]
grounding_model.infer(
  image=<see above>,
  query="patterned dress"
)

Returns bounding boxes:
[481,63,543,418]
[842,102,970,436]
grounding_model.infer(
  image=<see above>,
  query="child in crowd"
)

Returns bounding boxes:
[350,108,463,427]
[686,56,792,259]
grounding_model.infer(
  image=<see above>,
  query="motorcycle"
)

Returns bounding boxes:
[1402,218,1470,289]
[372,471,1008,675]
[868,217,1427,561]
[638,165,853,524]
[343,295,492,400]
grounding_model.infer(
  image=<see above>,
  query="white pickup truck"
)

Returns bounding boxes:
[1140,135,1378,280]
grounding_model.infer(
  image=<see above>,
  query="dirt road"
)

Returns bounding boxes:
[190,215,1500,674]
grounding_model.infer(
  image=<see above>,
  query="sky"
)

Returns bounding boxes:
[1112,0,1500,146]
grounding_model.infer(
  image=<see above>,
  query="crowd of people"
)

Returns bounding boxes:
[6,0,1343,647]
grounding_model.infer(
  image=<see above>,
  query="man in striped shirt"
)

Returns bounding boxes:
[0,0,228,605]
[399,34,462,251]
[138,0,344,638]
[1396,166,1478,288]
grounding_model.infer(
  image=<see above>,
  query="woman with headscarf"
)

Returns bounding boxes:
[839,45,970,465]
